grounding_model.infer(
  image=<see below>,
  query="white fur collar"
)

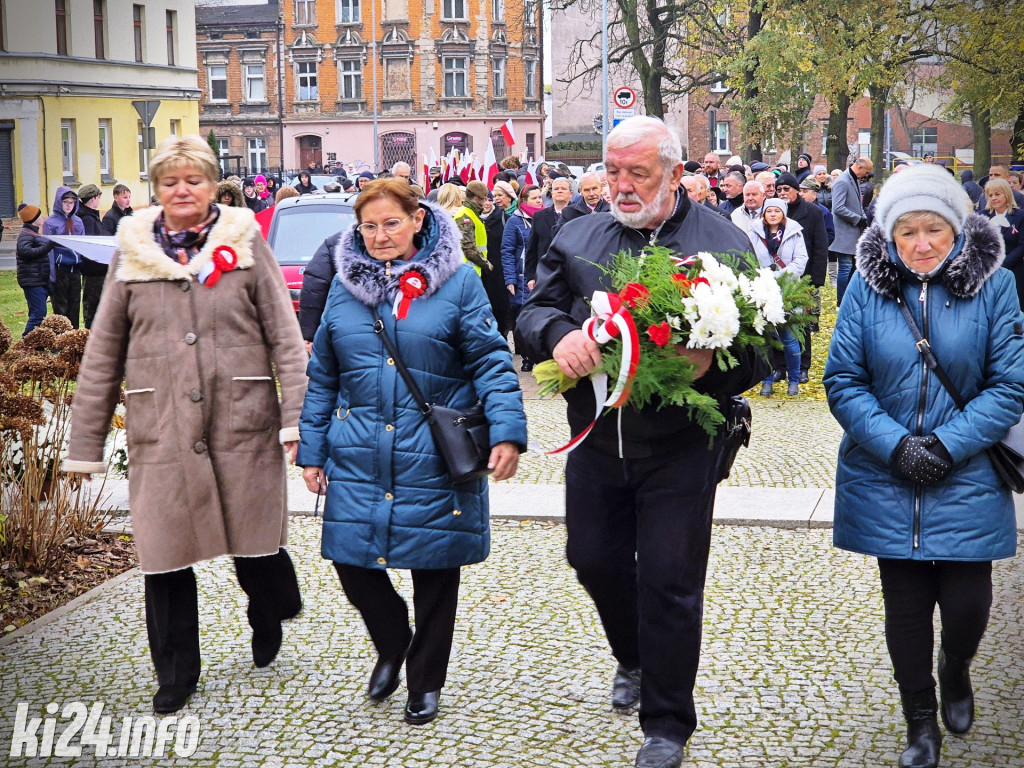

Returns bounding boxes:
[114,204,258,283]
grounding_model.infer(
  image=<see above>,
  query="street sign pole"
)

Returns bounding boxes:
[601,0,608,161]
[133,100,161,202]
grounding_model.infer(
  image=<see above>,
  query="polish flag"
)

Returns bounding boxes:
[484,138,499,189]
[500,119,516,148]
[421,154,430,187]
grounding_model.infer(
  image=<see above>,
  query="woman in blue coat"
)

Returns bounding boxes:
[502,184,541,371]
[824,164,1024,768]
[298,179,527,726]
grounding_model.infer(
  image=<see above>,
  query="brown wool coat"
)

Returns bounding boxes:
[64,205,308,574]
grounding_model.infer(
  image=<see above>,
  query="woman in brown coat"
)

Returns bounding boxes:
[63,135,309,715]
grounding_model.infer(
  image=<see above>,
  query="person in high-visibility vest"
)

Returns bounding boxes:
[451,181,492,275]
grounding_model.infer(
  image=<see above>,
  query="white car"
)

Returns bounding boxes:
[586,162,606,173]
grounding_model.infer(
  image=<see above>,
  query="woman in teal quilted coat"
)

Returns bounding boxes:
[298,179,527,726]
[824,164,1024,768]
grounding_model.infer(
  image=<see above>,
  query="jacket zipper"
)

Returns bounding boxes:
[912,282,929,549]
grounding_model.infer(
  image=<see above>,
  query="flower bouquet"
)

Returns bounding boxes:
[533,245,817,442]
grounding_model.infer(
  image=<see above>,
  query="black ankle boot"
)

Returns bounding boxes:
[899,689,942,768]
[938,647,974,734]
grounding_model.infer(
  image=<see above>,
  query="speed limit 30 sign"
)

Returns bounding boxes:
[613,87,636,109]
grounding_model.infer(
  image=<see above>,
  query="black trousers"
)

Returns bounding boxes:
[877,558,993,696]
[334,563,461,693]
[508,304,531,363]
[81,274,106,329]
[50,270,81,328]
[565,440,718,745]
[144,548,301,686]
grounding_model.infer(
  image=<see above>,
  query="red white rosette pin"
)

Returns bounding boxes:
[199,245,239,287]
[393,270,427,319]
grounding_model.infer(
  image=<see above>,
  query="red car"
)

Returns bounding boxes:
[265,193,358,312]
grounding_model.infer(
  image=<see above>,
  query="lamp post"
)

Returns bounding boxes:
[371,0,379,172]
[601,0,608,160]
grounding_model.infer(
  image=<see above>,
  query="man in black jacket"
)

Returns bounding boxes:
[555,171,610,230]
[298,232,343,350]
[775,173,828,381]
[524,176,573,284]
[518,116,768,768]
[102,183,133,235]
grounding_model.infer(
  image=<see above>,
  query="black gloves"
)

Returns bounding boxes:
[892,434,953,485]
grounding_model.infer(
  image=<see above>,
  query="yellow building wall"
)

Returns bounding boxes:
[36,96,199,214]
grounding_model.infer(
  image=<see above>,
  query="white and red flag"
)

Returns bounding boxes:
[483,137,499,189]
[500,119,516,147]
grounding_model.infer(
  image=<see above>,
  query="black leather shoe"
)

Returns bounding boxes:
[367,643,410,701]
[938,647,974,734]
[611,665,641,710]
[404,690,440,725]
[899,689,941,768]
[521,360,534,372]
[252,621,283,668]
[634,736,684,768]
[799,370,809,384]
[153,684,196,715]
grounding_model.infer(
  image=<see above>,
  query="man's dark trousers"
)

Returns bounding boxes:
[565,437,719,745]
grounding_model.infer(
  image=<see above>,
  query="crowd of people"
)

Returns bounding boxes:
[5,118,1018,768]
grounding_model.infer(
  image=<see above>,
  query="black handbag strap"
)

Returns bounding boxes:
[895,296,969,411]
[371,305,433,416]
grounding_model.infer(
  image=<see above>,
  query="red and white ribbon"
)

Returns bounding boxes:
[547,290,640,455]
[393,270,427,320]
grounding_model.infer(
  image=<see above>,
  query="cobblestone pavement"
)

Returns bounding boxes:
[2,520,1021,767]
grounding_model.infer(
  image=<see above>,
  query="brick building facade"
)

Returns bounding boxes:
[196,0,283,177]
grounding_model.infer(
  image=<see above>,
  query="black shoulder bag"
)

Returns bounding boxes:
[372,306,492,485]
[896,296,1024,493]
[717,395,752,483]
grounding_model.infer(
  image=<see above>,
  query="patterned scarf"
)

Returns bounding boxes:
[155,206,220,266]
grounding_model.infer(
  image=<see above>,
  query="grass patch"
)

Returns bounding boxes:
[0,271,28,338]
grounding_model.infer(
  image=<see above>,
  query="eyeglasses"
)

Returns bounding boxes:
[356,213,414,237]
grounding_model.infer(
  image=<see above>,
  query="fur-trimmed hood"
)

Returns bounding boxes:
[855,213,1005,300]
[333,201,464,307]
[114,204,258,282]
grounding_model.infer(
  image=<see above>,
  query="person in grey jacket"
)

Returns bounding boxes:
[831,158,873,304]
[824,164,1024,768]
[15,204,54,336]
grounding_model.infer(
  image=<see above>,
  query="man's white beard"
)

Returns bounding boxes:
[610,184,673,229]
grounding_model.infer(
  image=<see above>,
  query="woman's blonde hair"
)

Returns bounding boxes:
[275,186,300,204]
[149,135,220,187]
[984,178,1018,211]
[436,183,465,212]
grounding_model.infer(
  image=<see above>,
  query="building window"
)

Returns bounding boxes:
[61,120,76,178]
[442,0,466,20]
[492,0,504,22]
[217,137,230,173]
[169,119,181,136]
[246,64,266,101]
[492,57,506,98]
[524,60,537,99]
[137,120,148,175]
[715,122,730,153]
[710,79,728,93]
[56,0,68,56]
[340,60,362,100]
[166,11,176,66]
[295,0,316,25]
[523,0,536,26]
[857,129,871,159]
[133,5,144,62]
[911,126,938,157]
[248,138,267,173]
[98,119,112,177]
[443,57,467,98]
[526,132,536,158]
[93,0,106,59]
[338,0,360,23]
[297,61,318,100]
[209,65,228,101]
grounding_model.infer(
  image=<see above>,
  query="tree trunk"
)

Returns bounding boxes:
[1012,104,1024,163]
[826,91,851,172]
[743,3,764,164]
[970,105,992,177]
[868,83,888,176]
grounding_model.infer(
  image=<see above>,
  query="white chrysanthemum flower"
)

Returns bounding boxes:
[666,314,683,330]
[696,252,739,290]
[682,281,741,349]
[740,268,786,327]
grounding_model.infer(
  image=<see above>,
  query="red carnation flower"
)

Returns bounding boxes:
[619,282,650,309]
[647,321,672,348]
[672,273,693,293]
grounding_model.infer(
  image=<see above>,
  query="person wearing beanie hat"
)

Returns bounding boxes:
[248,175,272,213]
[683,160,702,174]
[491,180,516,213]
[16,203,54,336]
[775,172,800,192]
[451,180,493,275]
[795,153,814,183]
[74,183,109,329]
[356,170,376,192]
[824,161,1022,768]
[747,194,806,397]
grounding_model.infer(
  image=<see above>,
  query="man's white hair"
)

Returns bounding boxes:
[606,115,682,173]
[391,161,411,173]
[579,171,602,187]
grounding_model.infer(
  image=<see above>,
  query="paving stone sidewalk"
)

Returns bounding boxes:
[2,519,1022,768]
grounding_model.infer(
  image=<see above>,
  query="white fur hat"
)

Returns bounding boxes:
[874,164,972,241]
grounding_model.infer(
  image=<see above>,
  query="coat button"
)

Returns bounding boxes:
[179,281,190,292]
[387,357,395,366]
[194,440,207,453]
[184,332,197,345]
[384,492,394,500]
[452,509,461,516]
[385,424,394,432]
[189,389,203,402]
[376,557,387,565]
